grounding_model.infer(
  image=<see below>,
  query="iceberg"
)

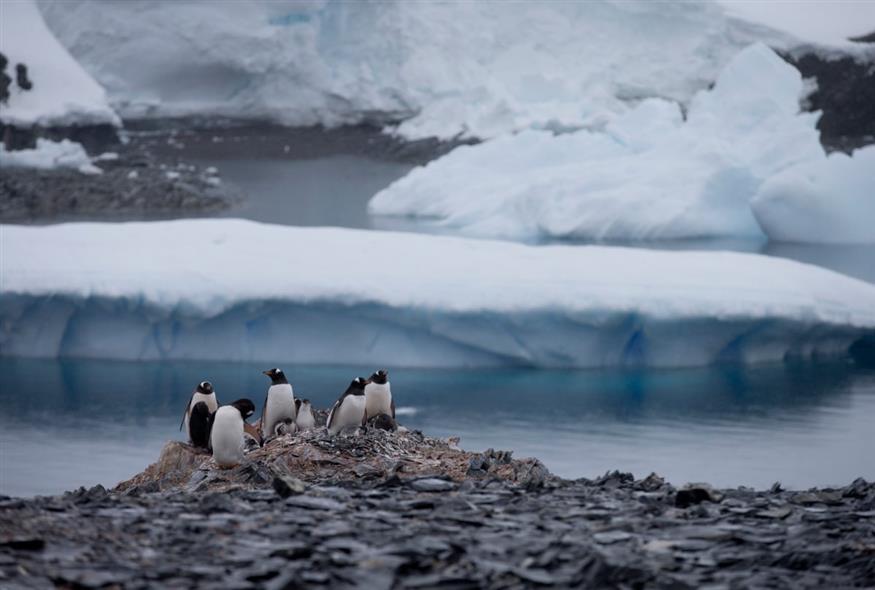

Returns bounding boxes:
[35,0,798,141]
[2,220,873,368]
[0,0,119,128]
[369,44,874,244]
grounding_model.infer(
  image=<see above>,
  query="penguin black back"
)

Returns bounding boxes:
[189,402,213,449]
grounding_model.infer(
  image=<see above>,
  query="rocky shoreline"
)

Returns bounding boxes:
[1,428,873,589]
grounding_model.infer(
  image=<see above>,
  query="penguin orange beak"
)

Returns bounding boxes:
[262,370,271,376]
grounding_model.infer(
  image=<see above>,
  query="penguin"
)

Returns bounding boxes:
[188,401,213,450]
[15,63,32,91]
[364,369,394,421]
[295,399,316,431]
[260,368,296,439]
[274,418,297,437]
[180,381,218,443]
[326,377,367,435]
[210,398,256,468]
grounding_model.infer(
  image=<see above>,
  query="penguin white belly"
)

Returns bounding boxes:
[328,395,365,434]
[211,407,244,467]
[296,408,315,430]
[185,392,217,435]
[365,384,392,418]
[263,384,295,436]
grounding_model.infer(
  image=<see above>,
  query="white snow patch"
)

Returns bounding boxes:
[35,0,799,140]
[0,138,102,174]
[1,219,873,368]
[369,43,872,244]
[751,145,875,244]
[0,0,119,128]
[717,0,875,48]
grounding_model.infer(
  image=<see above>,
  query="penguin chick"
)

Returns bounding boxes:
[210,398,255,468]
[295,399,316,431]
[260,368,296,439]
[369,413,397,432]
[188,401,214,450]
[181,381,218,443]
[326,378,367,435]
[364,369,394,420]
[274,418,297,437]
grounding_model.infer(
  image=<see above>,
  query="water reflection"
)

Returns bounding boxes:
[1,358,873,496]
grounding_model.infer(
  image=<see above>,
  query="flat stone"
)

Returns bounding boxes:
[409,478,457,493]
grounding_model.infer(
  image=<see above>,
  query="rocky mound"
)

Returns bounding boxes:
[116,427,552,496]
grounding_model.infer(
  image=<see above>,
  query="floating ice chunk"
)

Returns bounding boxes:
[751,145,875,244]
[369,43,849,243]
[1,220,873,368]
[0,139,102,175]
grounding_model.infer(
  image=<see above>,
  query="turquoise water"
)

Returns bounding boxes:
[1,358,873,497]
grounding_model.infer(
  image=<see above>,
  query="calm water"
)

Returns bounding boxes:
[1,358,873,497]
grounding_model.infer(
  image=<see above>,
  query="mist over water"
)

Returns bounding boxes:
[2,358,873,497]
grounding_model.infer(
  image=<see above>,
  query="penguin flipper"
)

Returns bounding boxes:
[326,396,343,431]
[179,392,194,431]
[390,398,396,419]
[259,390,269,435]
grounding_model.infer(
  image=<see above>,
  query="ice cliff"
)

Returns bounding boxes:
[34,0,804,141]
[2,220,873,368]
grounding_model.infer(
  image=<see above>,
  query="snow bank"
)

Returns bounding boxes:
[0,138,102,174]
[0,0,119,128]
[35,0,797,140]
[2,220,873,368]
[751,145,875,244]
[369,44,874,244]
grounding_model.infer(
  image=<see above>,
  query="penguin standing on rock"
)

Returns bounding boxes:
[295,399,316,431]
[180,381,218,444]
[211,399,256,468]
[260,368,296,439]
[364,369,394,421]
[326,378,367,435]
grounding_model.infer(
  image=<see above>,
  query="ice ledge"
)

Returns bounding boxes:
[2,220,874,368]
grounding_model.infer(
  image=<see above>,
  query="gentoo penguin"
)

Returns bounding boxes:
[180,381,218,443]
[364,369,394,420]
[326,377,367,435]
[274,418,297,437]
[260,368,296,439]
[295,399,316,431]
[188,402,213,450]
[210,398,256,468]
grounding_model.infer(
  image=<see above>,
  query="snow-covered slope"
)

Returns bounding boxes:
[369,44,874,244]
[2,220,873,368]
[34,0,799,140]
[0,0,119,128]
[0,138,101,174]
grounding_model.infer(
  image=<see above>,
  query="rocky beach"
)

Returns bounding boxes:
[1,426,873,589]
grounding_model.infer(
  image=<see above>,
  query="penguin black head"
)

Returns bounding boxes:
[196,381,214,394]
[295,398,302,411]
[229,398,256,420]
[369,369,389,385]
[347,377,367,395]
[262,368,288,385]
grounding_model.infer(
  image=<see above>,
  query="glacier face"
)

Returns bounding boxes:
[369,44,875,244]
[35,0,795,140]
[0,0,119,128]
[2,220,874,368]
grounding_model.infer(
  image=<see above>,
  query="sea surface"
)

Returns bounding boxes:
[1,358,873,497]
